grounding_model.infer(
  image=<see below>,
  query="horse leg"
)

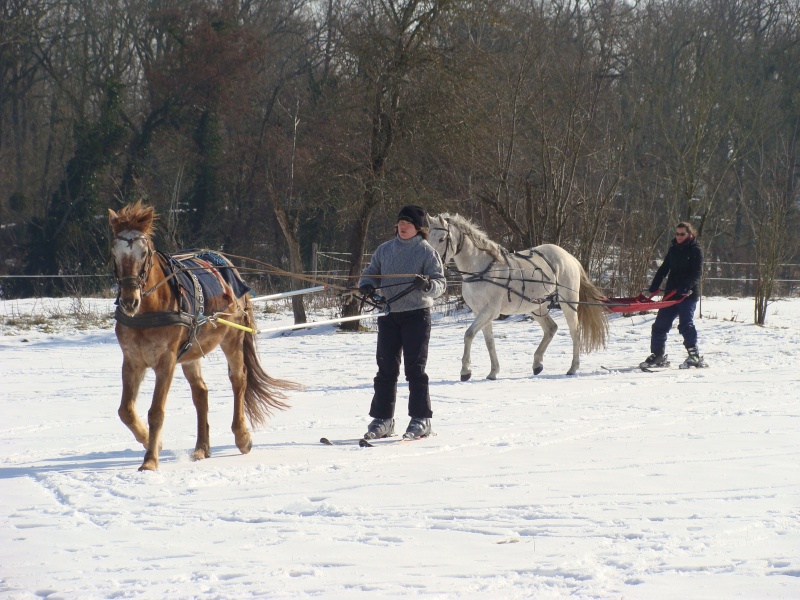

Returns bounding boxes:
[223,335,252,454]
[561,305,582,375]
[118,358,149,447]
[139,358,177,471]
[482,322,501,380]
[181,360,211,461]
[530,313,558,375]
[461,309,497,381]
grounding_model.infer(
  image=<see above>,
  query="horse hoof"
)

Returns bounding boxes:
[191,448,210,461]
[460,373,472,382]
[486,374,497,380]
[533,366,543,375]
[138,460,158,471]
[237,439,253,454]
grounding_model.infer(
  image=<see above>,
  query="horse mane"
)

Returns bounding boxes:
[442,213,505,263]
[109,200,157,236]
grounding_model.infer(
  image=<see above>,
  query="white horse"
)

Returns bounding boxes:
[429,213,608,379]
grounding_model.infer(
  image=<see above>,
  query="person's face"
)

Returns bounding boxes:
[675,227,690,241]
[397,219,418,240]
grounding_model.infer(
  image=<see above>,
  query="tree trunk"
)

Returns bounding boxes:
[271,196,307,324]
[340,191,380,329]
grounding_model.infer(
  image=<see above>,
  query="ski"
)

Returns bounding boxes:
[601,364,671,373]
[359,434,433,447]
[679,360,709,369]
[321,434,435,447]
[602,365,645,373]
[641,364,671,372]
[320,437,365,446]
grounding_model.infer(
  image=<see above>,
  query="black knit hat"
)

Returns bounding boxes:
[397,204,429,229]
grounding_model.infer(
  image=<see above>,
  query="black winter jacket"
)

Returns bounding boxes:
[650,236,704,296]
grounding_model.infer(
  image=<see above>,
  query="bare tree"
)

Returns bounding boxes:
[329,0,467,326]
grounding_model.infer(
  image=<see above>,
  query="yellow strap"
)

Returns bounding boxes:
[215,317,257,334]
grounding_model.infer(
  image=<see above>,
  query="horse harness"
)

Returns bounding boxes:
[113,246,222,361]
[433,220,565,311]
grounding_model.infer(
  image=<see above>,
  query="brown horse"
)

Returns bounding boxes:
[108,201,299,471]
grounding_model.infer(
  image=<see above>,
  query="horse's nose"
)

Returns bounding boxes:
[120,296,140,316]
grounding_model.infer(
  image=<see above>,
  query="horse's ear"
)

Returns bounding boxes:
[108,208,120,229]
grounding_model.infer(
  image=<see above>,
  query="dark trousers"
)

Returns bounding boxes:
[370,308,432,419]
[651,295,698,354]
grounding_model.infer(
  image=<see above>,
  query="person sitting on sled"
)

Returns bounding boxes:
[358,205,446,440]
[641,221,705,369]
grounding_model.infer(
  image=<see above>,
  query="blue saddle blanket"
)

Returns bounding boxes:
[159,250,251,316]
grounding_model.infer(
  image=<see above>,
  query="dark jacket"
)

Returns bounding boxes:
[650,236,704,296]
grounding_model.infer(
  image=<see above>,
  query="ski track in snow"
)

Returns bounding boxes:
[1,296,799,599]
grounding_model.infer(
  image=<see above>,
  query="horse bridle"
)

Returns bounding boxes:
[431,219,462,263]
[112,233,155,293]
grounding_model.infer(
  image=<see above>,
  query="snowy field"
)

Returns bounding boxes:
[1,295,799,599]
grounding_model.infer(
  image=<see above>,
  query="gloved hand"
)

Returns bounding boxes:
[676,287,689,296]
[648,285,659,294]
[358,283,375,296]
[412,274,431,291]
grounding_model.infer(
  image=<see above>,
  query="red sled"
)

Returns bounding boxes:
[602,290,685,313]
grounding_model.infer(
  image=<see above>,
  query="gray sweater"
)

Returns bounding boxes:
[359,234,446,312]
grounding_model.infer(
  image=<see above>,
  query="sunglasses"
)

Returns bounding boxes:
[675,232,689,237]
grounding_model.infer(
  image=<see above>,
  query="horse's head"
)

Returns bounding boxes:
[108,202,156,317]
[429,213,458,263]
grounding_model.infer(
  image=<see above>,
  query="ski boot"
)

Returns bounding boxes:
[403,418,432,440]
[640,352,669,370]
[364,418,395,440]
[679,346,707,369]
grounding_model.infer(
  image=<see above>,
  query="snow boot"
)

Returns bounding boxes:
[403,417,432,440]
[640,352,669,369]
[364,418,395,440]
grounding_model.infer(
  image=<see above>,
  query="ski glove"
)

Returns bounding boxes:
[412,274,432,291]
[677,287,689,296]
[359,283,375,296]
[647,285,659,294]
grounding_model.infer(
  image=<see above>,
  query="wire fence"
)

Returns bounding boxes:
[2,257,799,304]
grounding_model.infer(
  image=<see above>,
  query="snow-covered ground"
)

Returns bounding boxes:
[1,296,799,599]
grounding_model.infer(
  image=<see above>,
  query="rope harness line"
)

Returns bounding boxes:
[112,239,429,339]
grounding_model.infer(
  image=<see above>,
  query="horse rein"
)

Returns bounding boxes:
[112,234,444,303]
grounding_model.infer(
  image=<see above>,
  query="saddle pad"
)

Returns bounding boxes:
[162,250,251,316]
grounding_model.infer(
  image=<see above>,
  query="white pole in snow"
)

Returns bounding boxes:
[250,285,330,303]
[257,312,387,334]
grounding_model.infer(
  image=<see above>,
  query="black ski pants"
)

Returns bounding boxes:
[370,308,432,420]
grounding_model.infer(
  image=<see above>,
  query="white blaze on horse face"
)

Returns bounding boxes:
[113,230,149,271]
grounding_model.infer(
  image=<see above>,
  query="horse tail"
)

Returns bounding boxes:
[241,304,302,429]
[577,268,609,353]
